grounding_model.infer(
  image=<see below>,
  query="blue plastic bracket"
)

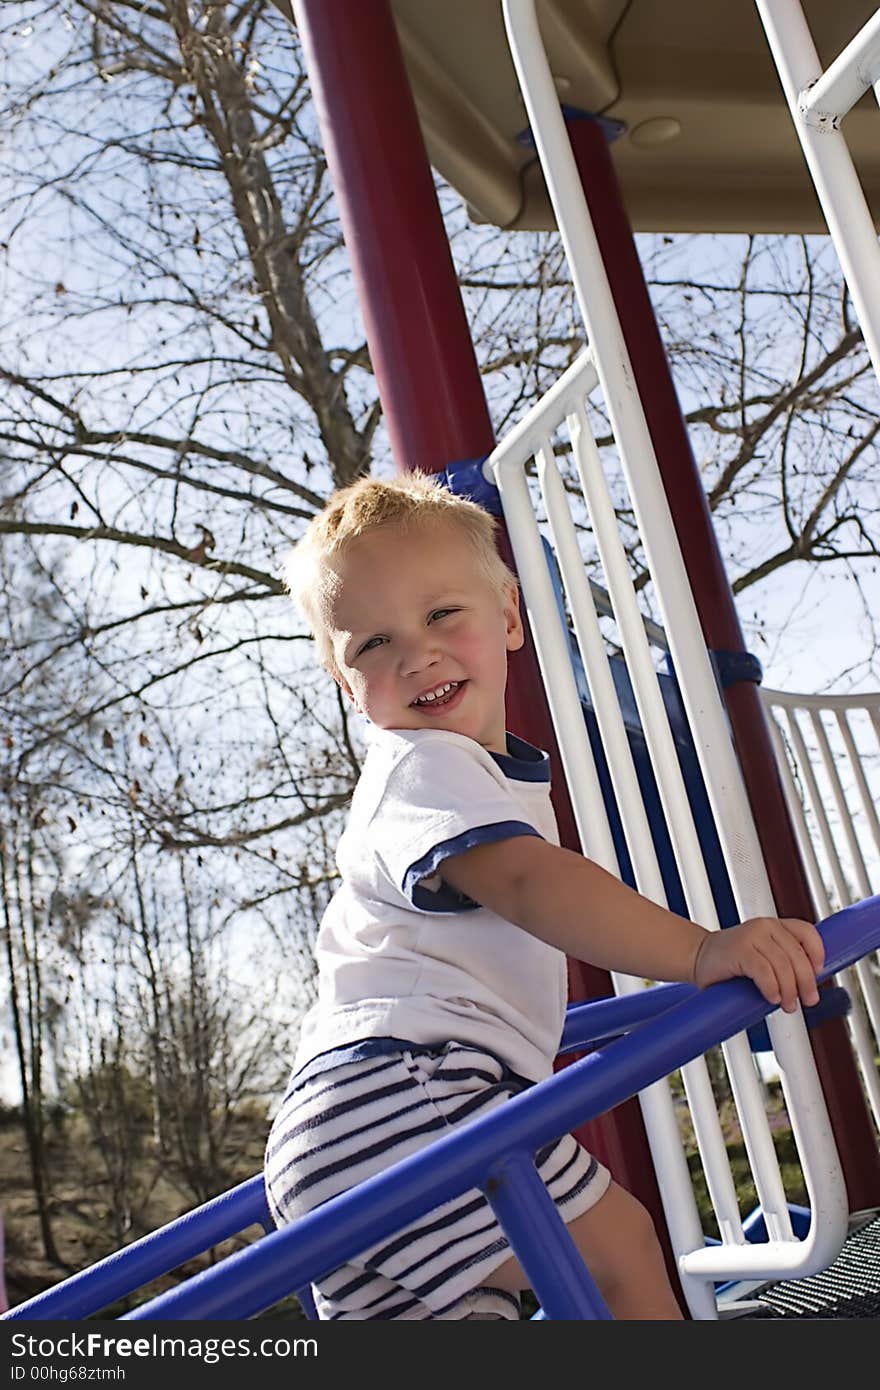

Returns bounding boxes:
[711,649,764,689]
[517,105,627,149]
[438,455,503,515]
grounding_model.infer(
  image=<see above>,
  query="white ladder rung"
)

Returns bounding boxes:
[799,8,880,124]
[756,1,880,390]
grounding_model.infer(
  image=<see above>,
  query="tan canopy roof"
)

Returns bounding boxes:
[280,0,880,234]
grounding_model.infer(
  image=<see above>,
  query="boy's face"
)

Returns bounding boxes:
[326,517,524,754]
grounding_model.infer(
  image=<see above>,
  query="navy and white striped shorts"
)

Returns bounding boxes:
[264,1041,610,1320]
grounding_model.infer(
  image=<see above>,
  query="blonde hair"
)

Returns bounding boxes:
[282,472,516,675]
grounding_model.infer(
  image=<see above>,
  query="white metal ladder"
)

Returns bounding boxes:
[494,0,853,1317]
[756,1,880,390]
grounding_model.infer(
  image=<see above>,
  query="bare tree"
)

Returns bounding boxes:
[1,776,68,1268]
[1,2,877,1288]
[1,1,365,985]
[648,234,879,597]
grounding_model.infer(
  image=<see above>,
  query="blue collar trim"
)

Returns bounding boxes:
[490,733,550,782]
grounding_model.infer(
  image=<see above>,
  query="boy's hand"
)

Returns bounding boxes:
[692,917,824,1014]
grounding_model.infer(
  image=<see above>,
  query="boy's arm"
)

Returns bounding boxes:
[439,835,823,1013]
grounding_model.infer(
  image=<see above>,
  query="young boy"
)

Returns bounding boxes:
[264,472,824,1321]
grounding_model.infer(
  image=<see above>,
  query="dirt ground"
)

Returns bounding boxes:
[0,1107,280,1317]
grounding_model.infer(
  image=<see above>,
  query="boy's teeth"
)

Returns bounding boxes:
[416,681,457,705]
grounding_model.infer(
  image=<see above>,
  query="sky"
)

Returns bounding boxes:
[2,3,877,1118]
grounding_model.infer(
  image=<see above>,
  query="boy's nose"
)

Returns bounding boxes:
[401,638,441,677]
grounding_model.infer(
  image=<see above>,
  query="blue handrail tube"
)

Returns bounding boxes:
[560,981,695,1052]
[484,1150,612,1319]
[2,1176,271,1322]
[4,896,878,1323]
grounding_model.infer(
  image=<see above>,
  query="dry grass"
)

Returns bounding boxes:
[0,1104,284,1316]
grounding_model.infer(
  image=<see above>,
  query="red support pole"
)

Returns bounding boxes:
[294,0,687,1309]
[564,113,880,1211]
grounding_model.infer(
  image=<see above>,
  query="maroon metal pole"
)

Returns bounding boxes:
[564,112,880,1210]
[293,0,687,1308]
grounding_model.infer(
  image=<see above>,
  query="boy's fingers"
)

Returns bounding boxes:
[753,940,799,1013]
[786,944,821,1005]
[770,923,822,1004]
[754,931,820,1011]
[780,917,825,971]
[697,918,822,1012]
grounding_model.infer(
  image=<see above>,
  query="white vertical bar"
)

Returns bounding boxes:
[492,449,619,873]
[853,956,880,1050]
[809,711,873,900]
[678,1058,749,1249]
[764,709,828,916]
[785,710,852,908]
[836,709,880,863]
[844,974,880,1133]
[756,0,880,386]
[767,711,828,917]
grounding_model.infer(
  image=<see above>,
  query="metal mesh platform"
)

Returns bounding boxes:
[738,1213,880,1319]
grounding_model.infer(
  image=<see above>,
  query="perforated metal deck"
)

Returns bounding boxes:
[738,1212,880,1319]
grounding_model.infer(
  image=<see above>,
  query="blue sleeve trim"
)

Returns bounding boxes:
[403,820,542,913]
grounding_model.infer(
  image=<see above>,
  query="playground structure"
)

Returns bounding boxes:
[4,0,880,1320]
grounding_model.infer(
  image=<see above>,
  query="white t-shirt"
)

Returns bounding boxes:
[293,726,569,1083]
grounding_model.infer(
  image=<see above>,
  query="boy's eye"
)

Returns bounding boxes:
[429,608,458,622]
[357,635,386,655]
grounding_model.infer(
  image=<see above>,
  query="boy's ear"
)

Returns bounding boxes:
[504,582,525,652]
[334,670,363,713]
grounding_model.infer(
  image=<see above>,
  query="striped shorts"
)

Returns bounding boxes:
[264,1040,610,1320]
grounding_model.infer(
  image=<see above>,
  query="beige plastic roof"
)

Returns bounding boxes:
[281,1,880,234]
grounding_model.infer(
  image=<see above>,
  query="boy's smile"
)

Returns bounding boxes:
[326,516,523,754]
[410,678,466,711]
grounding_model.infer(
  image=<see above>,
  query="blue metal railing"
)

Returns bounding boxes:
[5,895,879,1322]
